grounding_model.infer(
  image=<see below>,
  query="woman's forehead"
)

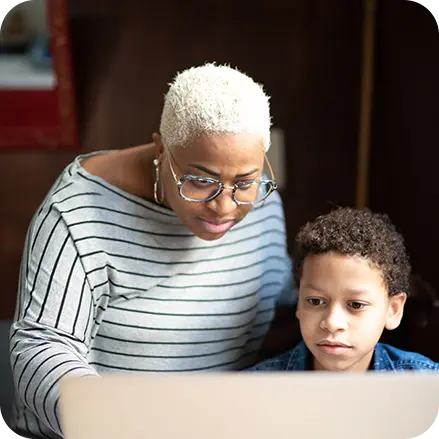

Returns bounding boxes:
[173,133,265,162]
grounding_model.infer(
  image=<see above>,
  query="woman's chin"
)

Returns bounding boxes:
[193,228,227,241]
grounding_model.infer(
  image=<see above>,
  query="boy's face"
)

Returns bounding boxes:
[296,252,406,372]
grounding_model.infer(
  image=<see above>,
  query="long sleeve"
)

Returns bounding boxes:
[10,206,107,438]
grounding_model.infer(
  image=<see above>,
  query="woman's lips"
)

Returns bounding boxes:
[197,218,236,234]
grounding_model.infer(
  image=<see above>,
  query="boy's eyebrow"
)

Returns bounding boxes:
[302,283,327,293]
[302,284,372,296]
[343,288,373,296]
[188,164,259,178]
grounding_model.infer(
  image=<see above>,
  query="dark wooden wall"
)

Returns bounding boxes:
[369,0,439,359]
[370,0,439,292]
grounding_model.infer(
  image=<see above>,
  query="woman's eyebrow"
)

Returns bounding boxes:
[188,164,259,178]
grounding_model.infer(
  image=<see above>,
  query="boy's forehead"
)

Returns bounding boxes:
[303,251,377,270]
[300,252,387,295]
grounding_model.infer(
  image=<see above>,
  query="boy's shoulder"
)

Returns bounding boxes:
[247,342,439,372]
[374,343,439,371]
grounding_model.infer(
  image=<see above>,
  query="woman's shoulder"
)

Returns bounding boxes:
[38,151,114,213]
[43,145,161,211]
[32,147,173,238]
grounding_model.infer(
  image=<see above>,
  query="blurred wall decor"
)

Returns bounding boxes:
[0,0,78,149]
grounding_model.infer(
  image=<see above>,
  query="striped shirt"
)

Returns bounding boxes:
[9,151,293,439]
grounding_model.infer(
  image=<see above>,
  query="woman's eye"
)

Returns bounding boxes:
[237,181,257,191]
[349,302,366,310]
[191,180,214,188]
[306,298,324,306]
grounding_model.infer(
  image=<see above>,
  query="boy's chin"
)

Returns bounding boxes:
[313,357,351,372]
[312,352,373,372]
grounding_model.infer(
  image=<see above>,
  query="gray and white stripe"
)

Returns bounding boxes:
[10,151,293,439]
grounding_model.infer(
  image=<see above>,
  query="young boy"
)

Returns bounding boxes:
[251,207,439,372]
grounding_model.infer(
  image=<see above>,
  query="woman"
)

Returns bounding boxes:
[10,63,294,439]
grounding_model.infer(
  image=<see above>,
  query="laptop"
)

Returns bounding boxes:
[59,372,439,439]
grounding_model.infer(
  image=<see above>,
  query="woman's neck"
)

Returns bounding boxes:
[81,144,156,200]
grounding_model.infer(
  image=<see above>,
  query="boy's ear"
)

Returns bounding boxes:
[385,292,407,331]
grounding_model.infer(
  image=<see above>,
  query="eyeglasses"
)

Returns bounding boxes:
[166,150,277,205]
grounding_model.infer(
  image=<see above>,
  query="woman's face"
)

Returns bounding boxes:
[153,133,266,241]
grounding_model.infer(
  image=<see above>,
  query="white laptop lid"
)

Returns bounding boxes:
[60,373,439,439]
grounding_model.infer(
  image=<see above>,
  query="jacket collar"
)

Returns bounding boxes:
[285,341,395,371]
[372,343,396,371]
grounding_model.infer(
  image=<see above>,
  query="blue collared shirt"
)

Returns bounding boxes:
[249,341,439,372]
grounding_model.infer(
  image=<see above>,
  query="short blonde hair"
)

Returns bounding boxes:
[159,63,272,151]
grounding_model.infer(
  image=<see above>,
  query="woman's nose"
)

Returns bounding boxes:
[207,190,237,217]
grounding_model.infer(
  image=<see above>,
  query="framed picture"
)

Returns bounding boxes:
[0,0,79,149]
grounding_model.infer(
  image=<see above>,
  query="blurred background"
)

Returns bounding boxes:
[0,0,438,372]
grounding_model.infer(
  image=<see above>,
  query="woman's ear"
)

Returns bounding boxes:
[385,292,407,331]
[152,132,165,162]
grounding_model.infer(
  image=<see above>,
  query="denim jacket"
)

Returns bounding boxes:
[249,341,439,372]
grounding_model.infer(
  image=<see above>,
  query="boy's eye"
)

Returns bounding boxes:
[348,302,366,310]
[306,298,325,306]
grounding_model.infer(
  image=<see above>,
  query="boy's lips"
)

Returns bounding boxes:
[316,340,353,356]
[317,340,351,348]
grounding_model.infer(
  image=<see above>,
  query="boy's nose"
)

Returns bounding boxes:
[320,306,348,333]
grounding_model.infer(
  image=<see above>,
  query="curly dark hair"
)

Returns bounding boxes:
[293,207,411,296]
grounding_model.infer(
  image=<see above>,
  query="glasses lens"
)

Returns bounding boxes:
[235,182,273,204]
[180,179,222,201]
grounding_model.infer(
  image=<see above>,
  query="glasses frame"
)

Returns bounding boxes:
[166,150,278,205]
